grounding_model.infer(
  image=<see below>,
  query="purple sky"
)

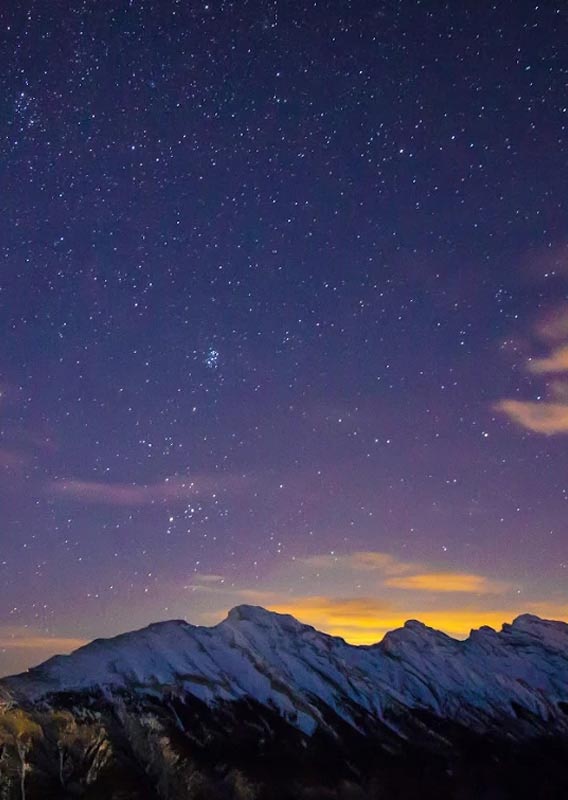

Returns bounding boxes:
[1,0,567,675]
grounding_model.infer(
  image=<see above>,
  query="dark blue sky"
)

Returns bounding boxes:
[1,0,568,674]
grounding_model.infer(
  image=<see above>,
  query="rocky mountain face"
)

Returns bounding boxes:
[1,605,568,799]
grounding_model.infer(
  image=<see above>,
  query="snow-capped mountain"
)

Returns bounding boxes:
[2,606,568,799]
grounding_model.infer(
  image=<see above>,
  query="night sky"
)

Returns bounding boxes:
[1,0,568,676]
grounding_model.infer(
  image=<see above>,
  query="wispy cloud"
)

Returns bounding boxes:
[291,551,506,594]
[496,294,568,434]
[536,306,568,342]
[527,344,568,374]
[0,634,87,651]
[193,573,225,584]
[184,574,227,593]
[297,551,419,576]
[48,473,250,506]
[495,399,568,434]
[385,572,509,593]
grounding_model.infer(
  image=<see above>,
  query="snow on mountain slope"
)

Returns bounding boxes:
[4,606,568,738]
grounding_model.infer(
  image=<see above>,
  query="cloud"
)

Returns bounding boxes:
[297,551,419,576]
[535,306,568,342]
[290,552,506,593]
[0,634,87,651]
[385,572,509,593]
[528,344,568,374]
[48,473,250,506]
[549,380,568,401]
[495,294,568,433]
[193,573,225,584]
[184,574,227,593]
[495,399,568,434]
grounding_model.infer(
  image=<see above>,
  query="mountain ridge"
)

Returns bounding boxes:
[4,605,568,731]
[2,606,568,799]
[4,605,561,683]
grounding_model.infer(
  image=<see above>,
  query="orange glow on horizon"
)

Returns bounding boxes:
[263,596,568,643]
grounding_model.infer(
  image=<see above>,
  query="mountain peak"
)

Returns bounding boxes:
[225,603,277,623]
[510,612,553,629]
[403,619,429,631]
[222,603,316,636]
[381,618,455,655]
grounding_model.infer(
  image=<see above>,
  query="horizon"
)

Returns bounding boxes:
[2,601,565,679]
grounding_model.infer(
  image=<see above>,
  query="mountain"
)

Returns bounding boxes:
[1,606,568,799]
